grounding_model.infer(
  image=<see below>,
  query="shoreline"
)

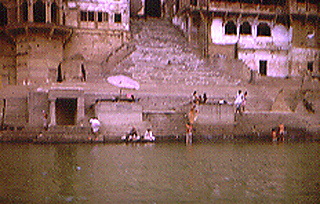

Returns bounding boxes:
[1,128,318,144]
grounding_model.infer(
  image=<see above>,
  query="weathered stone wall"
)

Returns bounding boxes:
[197,104,234,124]
[0,0,131,87]
[16,36,63,85]
[4,97,28,127]
[209,43,234,59]
[290,47,320,77]
[28,91,49,127]
[0,40,15,87]
[95,101,143,126]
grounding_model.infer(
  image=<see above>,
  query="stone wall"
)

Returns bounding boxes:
[0,39,15,86]
[95,101,143,126]
[4,97,28,127]
[28,91,49,127]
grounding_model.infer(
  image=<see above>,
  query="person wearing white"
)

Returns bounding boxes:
[89,117,101,133]
[144,128,155,141]
[234,90,244,114]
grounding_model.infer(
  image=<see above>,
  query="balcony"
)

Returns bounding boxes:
[0,22,72,40]
[192,1,285,15]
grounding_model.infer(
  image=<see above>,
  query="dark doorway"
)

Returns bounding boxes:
[81,64,86,82]
[21,1,28,22]
[0,3,7,26]
[34,0,46,23]
[57,63,62,82]
[51,2,58,24]
[225,21,237,35]
[307,61,313,72]
[259,60,267,76]
[56,98,77,125]
[145,0,161,17]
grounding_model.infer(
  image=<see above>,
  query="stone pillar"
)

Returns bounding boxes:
[46,2,51,23]
[77,95,85,125]
[17,0,21,23]
[188,15,192,42]
[28,1,33,22]
[49,99,56,126]
[58,3,63,25]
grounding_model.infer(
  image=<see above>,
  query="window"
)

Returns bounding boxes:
[33,0,46,23]
[115,13,122,23]
[307,62,313,72]
[21,1,28,22]
[104,13,109,22]
[240,22,251,35]
[0,3,7,26]
[98,12,103,22]
[88,11,94,21]
[257,23,271,36]
[81,11,88,21]
[225,21,237,35]
[98,12,109,22]
[259,60,267,76]
[51,2,58,23]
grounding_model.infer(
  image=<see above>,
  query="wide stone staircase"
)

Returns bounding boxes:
[111,19,248,86]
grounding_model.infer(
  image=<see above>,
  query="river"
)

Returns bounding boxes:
[0,141,319,203]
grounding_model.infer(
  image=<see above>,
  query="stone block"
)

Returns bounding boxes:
[196,104,234,124]
[95,101,142,125]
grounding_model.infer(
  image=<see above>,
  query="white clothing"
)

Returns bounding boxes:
[144,130,155,141]
[234,93,244,106]
[90,118,101,133]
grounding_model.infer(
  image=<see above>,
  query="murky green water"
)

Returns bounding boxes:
[0,142,319,203]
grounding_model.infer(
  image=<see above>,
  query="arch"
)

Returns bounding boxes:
[225,21,237,35]
[257,23,271,36]
[240,21,252,35]
[33,0,46,23]
[51,2,59,24]
[20,1,28,22]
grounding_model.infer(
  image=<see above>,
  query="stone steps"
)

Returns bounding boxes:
[114,18,241,86]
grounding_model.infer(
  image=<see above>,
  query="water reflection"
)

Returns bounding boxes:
[0,142,319,203]
[52,145,77,202]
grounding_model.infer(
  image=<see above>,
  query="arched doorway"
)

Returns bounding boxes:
[145,0,161,17]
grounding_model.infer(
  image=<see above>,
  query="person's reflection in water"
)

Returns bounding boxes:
[52,145,77,202]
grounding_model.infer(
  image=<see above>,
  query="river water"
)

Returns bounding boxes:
[0,141,319,203]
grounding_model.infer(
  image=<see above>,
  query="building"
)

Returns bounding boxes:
[166,0,319,78]
[0,0,130,87]
[0,0,319,137]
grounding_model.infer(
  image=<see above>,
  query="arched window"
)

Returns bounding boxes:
[34,0,46,23]
[225,21,237,35]
[51,2,58,24]
[21,1,28,22]
[0,3,7,26]
[257,23,271,36]
[240,22,251,35]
